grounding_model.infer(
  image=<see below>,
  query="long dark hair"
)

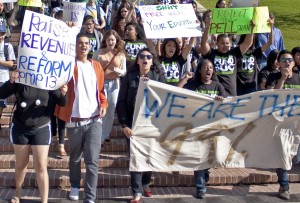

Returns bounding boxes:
[124,22,146,41]
[160,38,180,58]
[194,59,216,84]
[133,47,161,73]
[266,49,279,71]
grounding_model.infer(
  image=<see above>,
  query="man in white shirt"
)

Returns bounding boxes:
[0,24,15,129]
[55,33,107,203]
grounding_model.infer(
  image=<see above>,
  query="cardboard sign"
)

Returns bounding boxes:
[139,4,202,38]
[63,2,86,27]
[209,7,270,34]
[18,0,42,7]
[17,10,77,90]
[130,80,300,171]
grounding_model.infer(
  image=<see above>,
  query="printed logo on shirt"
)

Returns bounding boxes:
[214,55,235,75]
[238,56,255,73]
[196,89,220,97]
[89,37,97,55]
[125,42,147,61]
[161,61,180,83]
[284,84,300,89]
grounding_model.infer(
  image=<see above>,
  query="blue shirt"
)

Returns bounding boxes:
[255,27,285,60]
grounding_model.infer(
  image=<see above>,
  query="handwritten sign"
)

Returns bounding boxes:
[63,2,86,27]
[139,4,202,39]
[210,7,270,34]
[18,0,42,7]
[3,0,18,3]
[17,10,76,90]
[130,80,300,172]
[231,0,260,7]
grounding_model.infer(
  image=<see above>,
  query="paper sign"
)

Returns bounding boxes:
[18,0,42,7]
[231,0,260,7]
[63,2,86,27]
[17,10,76,90]
[3,0,18,3]
[139,4,202,39]
[129,80,300,171]
[209,7,270,34]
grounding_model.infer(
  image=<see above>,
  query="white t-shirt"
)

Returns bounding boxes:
[0,42,16,83]
[71,61,99,118]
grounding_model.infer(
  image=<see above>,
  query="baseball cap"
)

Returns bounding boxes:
[0,25,6,33]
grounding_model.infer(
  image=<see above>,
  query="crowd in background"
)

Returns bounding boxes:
[0,0,299,202]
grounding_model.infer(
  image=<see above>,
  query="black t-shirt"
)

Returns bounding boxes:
[184,80,226,97]
[86,32,98,59]
[124,39,147,72]
[160,54,187,86]
[203,47,242,96]
[258,66,280,89]
[237,47,262,89]
[266,72,300,89]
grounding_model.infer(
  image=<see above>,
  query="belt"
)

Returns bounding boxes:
[66,115,100,128]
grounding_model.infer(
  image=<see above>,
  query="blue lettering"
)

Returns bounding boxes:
[20,32,31,48]
[144,89,171,118]
[259,94,290,117]
[229,97,251,121]
[288,95,300,117]
[192,102,214,119]
[167,94,187,118]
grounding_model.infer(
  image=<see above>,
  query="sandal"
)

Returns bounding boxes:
[57,144,67,158]
[10,196,20,203]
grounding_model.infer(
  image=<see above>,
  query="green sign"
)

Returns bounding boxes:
[209,7,270,34]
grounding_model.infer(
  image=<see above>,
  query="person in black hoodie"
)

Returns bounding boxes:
[116,47,165,203]
[0,71,67,203]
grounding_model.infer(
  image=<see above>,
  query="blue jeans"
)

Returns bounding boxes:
[194,169,210,193]
[131,171,152,197]
[102,79,119,143]
[67,121,102,201]
[276,168,289,191]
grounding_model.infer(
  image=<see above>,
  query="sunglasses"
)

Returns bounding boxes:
[139,54,153,60]
[280,58,294,63]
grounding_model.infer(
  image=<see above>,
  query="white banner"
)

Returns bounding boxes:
[63,2,86,27]
[3,0,17,2]
[17,10,76,90]
[231,0,260,7]
[139,4,202,39]
[130,80,300,172]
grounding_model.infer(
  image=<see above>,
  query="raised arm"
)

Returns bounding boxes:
[200,12,211,56]
[181,37,196,60]
[261,19,274,53]
[239,20,255,55]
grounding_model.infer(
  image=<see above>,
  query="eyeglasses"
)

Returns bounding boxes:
[139,54,153,60]
[280,58,294,63]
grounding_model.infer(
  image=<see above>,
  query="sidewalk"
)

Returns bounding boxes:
[1,183,300,202]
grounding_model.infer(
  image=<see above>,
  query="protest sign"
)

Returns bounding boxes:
[130,80,300,172]
[3,0,17,3]
[63,2,86,27]
[18,0,42,7]
[17,10,76,90]
[139,4,202,39]
[231,0,260,7]
[209,7,270,34]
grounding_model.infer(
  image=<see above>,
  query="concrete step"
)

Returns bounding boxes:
[0,152,129,169]
[1,183,300,201]
[1,166,300,188]
[0,137,128,153]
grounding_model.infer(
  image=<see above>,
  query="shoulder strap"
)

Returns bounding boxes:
[4,43,8,60]
[103,51,119,70]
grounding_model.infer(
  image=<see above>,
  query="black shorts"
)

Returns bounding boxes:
[10,124,52,145]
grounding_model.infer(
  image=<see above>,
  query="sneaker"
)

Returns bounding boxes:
[0,101,7,108]
[84,200,95,203]
[196,191,205,199]
[278,187,290,200]
[69,187,79,201]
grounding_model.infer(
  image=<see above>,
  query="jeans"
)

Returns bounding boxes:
[101,79,119,143]
[276,168,289,191]
[67,121,102,201]
[131,171,152,197]
[194,169,210,193]
[126,137,152,197]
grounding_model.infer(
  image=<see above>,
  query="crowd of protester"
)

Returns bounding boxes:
[0,0,299,202]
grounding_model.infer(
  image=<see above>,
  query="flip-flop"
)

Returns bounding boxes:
[10,196,20,203]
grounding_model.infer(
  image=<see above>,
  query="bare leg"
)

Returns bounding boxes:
[13,144,30,200]
[31,145,50,203]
